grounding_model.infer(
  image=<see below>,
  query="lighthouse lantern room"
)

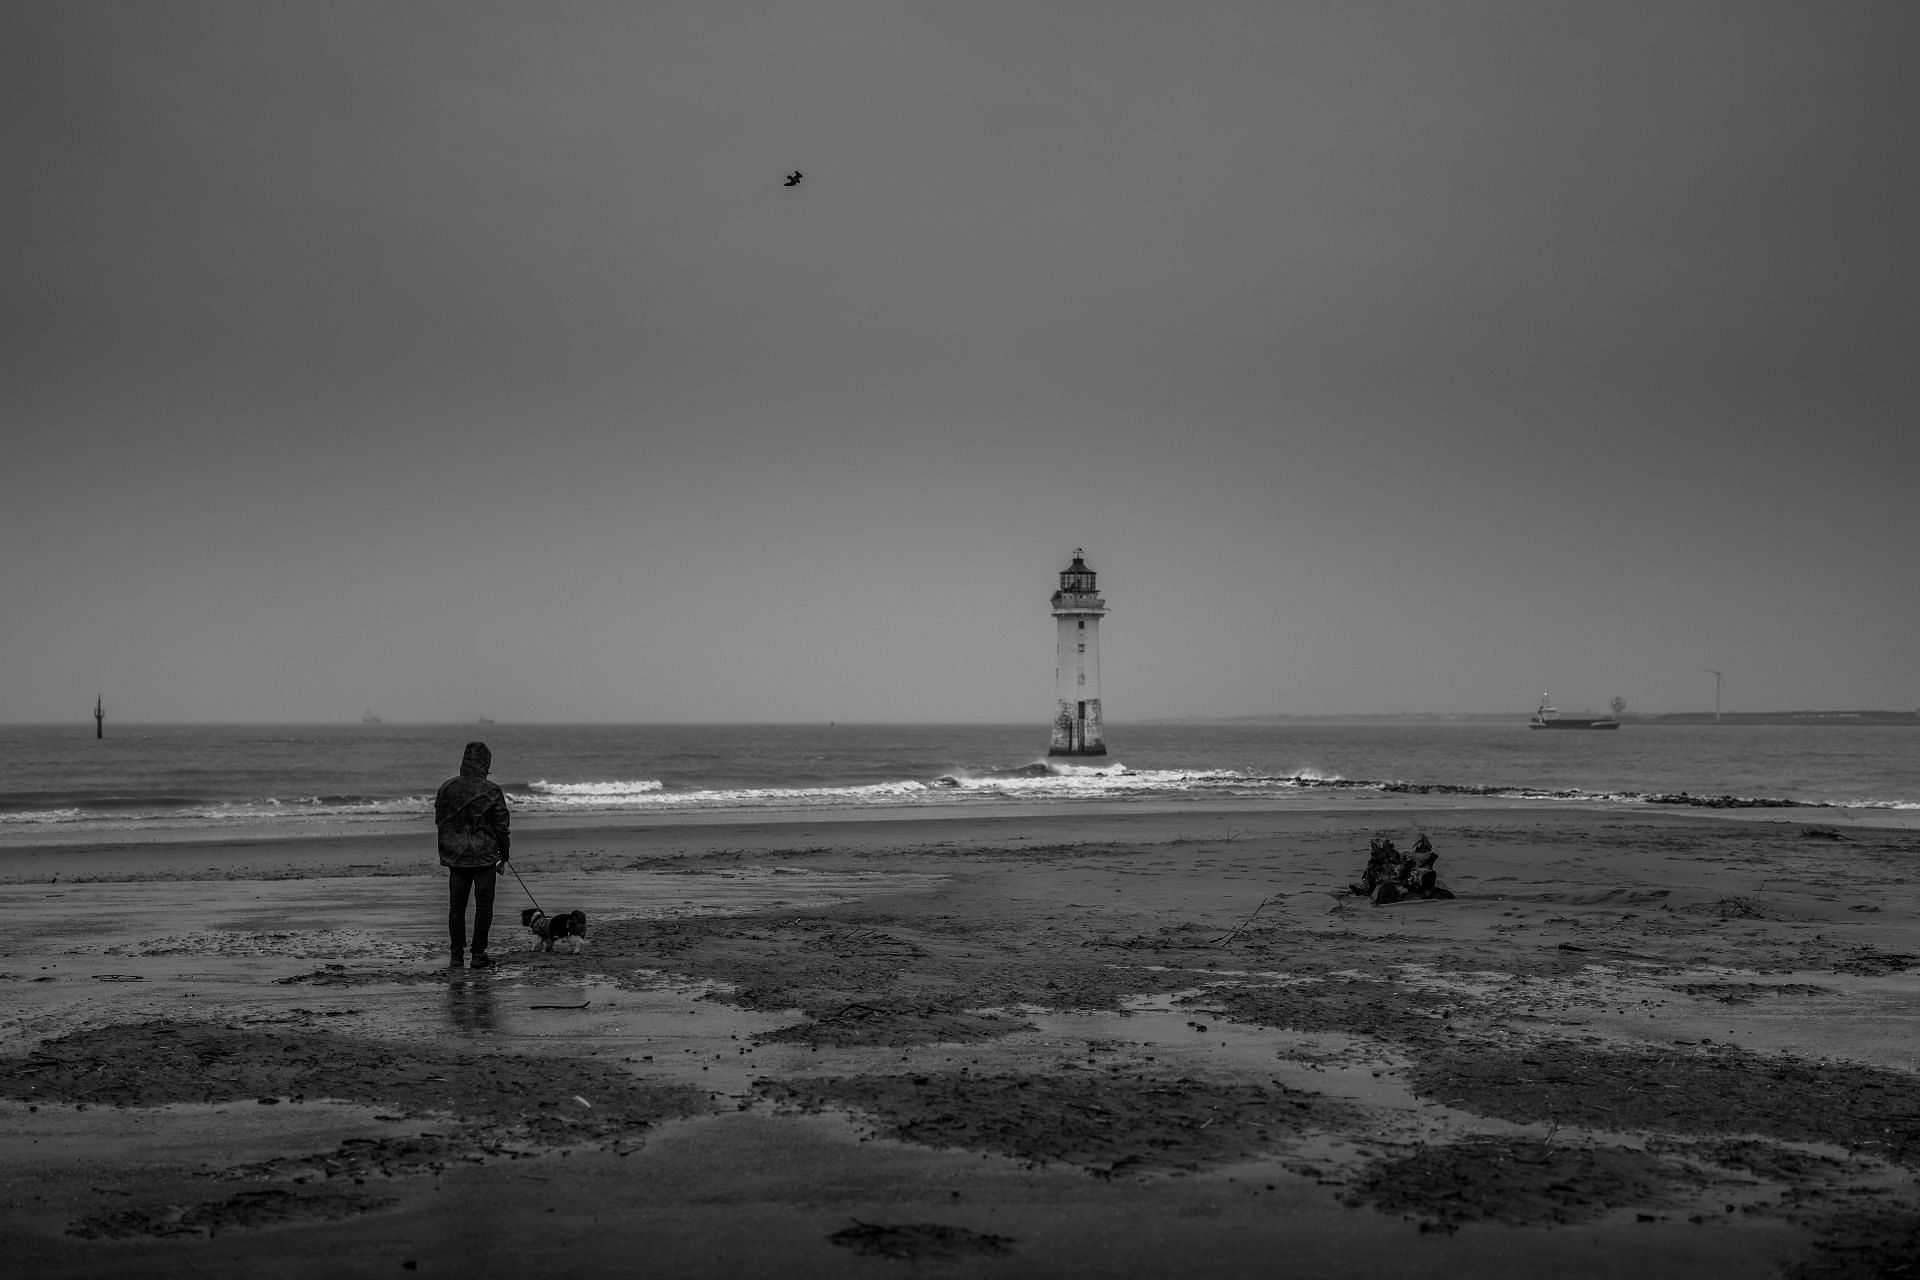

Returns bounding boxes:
[1049,548,1108,756]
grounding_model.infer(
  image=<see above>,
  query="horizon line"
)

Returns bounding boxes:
[6,708,1918,728]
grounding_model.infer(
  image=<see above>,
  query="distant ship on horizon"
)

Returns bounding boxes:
[1528,695,1619,730]
[361,709,384,724]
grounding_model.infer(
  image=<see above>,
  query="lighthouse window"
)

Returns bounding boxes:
[1077,672,1086,685]
[1076,621,1084,630]
[1077,643,1085,652]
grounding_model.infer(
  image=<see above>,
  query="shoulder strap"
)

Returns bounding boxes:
[444,783,500,823]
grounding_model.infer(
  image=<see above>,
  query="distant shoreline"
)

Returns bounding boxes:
[10,712,1918,728]
[1158,710,1920,726]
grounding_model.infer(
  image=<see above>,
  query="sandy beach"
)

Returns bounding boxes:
[2,802,1917,1277]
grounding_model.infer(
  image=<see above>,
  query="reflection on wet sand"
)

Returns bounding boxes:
[445,975,500,1035]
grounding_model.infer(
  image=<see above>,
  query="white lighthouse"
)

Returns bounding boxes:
[1049,548,1108,756]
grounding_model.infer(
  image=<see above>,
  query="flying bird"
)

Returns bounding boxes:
[783,170,803,187]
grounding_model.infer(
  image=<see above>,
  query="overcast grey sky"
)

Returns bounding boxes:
[4,1,1916,723]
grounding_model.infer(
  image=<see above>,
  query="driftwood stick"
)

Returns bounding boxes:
[1212,896,1272,947]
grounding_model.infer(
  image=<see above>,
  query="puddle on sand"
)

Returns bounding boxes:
[100,929,430,963]
[331,975,813,1101]
[582,867,951,921]
[0,1097,436,1173]
[993,1003,1597,1182]
[1008,996,1432,1112]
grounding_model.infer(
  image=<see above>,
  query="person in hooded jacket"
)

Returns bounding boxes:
[436,741,512,969]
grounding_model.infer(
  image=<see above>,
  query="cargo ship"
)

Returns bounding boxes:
[1528,695,1619,730]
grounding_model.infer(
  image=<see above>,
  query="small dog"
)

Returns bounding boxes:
[520,907,588,954]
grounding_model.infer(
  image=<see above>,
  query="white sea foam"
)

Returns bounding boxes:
[7,757,1911,839]
[3,770,1300,830]
[1042,759,1132,777]
[526,779,666,798]
[189,796,432,821]
[0,795,435,836]
[513,778,930,813]
[942,765,1252,796]
[0,807,87,825]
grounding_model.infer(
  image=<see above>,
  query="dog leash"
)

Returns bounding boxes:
[505,858,545,917]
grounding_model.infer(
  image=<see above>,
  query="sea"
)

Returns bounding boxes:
[1,720,1916,847]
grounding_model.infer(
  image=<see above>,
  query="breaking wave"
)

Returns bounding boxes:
[525,779,666,799]
[514,778,928,812]
[3,762,1912,841]
[0,793,434,833]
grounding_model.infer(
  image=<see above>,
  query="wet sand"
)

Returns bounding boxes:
[2,804,1917,1277]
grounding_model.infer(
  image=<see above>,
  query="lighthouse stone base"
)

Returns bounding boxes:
[1048,699,1106,756]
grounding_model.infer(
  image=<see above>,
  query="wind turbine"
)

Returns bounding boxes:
[1702,668,1722,722]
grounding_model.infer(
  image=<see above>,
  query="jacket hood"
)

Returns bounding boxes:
[459,742,492,778]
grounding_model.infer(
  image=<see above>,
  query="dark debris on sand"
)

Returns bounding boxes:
[829,1220,1016,1261]
[3,1020,716,1239]
[278,962,459,988]
[583,911,1195,1047]
[1410,1040,1920,1167]
[1783,1204,1920,1280]
[1672,981,1837,1003]
[1348,1136,1700,1227]
[757,1069,1349,1176]
[1198,975,1426,1040]
[1647,1136,1858,1185]
[68,1187,398,1240]
[1831,951,1920,977]
[755,999,1032,1048]
[0,1020,711,1146]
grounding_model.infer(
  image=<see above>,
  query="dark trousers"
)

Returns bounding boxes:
[448,866,497,954]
